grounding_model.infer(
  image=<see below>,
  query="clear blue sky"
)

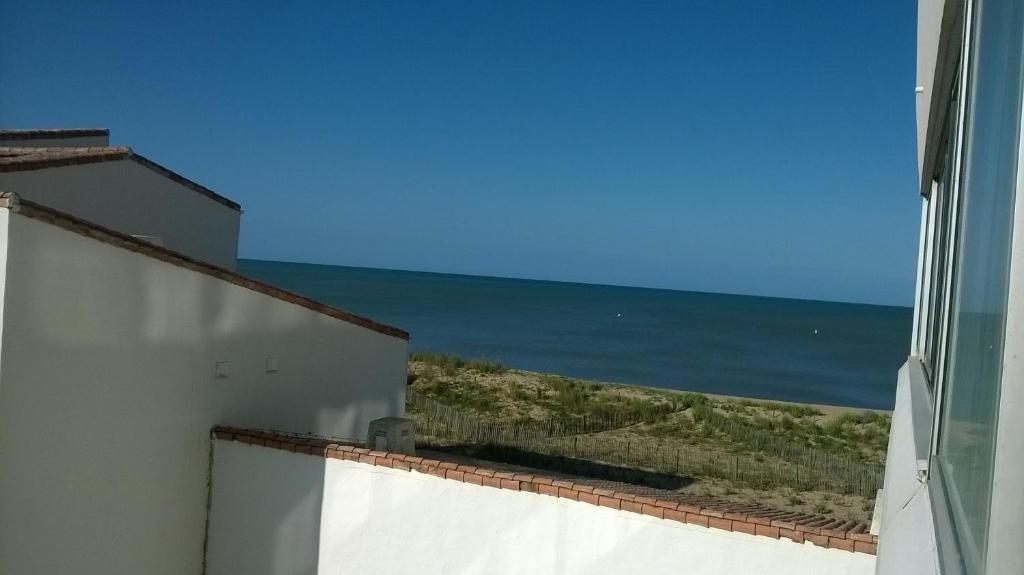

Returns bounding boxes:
[1,1,919,306]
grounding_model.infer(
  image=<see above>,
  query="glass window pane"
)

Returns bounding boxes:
[937,0,1023,571]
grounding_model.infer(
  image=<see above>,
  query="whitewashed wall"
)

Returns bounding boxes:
[0,159,241,269]
[0,212,408,575]
[915,0,946,176]
[208,442,328,575]
[874,365,940,575]
[207,440,876,575]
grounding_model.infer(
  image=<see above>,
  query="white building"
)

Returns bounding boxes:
[876,1,1024,574]
[0,130,241,269]
[0,131,410,574]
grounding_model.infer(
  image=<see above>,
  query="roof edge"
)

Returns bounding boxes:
[130,153,241,211]
[0,193,409,341]
[0,147,131,172]
[0,147,241,212]
[0,128,110,140]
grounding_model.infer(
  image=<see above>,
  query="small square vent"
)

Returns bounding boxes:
[366,417,415,455]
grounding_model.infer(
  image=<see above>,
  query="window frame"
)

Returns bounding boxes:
[914,0,1024,573]
[924,2,969,474]
[921,107,959,383]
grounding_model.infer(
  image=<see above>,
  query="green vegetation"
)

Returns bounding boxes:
[539,375,663,419]
[406,354,890,521]
[724,398,823,419]
[692,393,892,466]
[409,353,674,421]
[410,352,508,375]
[407,353,890,464]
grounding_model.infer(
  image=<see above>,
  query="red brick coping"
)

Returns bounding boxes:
[212,427,878,555]
[0,194,409,341]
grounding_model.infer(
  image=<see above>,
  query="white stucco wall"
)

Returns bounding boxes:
[208,441,328,575]
[916,0,947,177]
[207,440,875,575]
[874,364,939,575]
[0,158,240,269]
[0,213,408,575]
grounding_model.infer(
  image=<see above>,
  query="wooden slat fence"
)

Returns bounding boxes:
[407,389,672,439]
[408,390,883,497]
[691,404,884,491]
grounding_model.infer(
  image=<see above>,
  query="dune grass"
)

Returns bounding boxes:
[406,355,889,520]
[410,352,507,375]
[407,353,891,465]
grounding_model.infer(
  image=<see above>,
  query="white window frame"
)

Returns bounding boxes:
[914,0,1024,572]
[928,1,970,467]
[911,184,938,358]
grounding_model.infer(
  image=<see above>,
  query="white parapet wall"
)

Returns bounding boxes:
[0,207,408,575]
[207,439,876,575]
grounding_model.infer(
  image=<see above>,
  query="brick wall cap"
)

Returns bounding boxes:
[209,425,877,555]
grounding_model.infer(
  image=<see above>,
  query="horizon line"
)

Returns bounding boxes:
[238,257,913,311]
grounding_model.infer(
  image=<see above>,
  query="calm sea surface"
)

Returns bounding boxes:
[240,260,911,409]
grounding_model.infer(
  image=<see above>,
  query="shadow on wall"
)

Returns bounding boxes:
[206,442,327,575]
[206,442,875,575]
[206,441,674,575]
[0,215,406,574]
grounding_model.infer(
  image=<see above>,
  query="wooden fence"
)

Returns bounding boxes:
[691,404,884,489]
[407,389,672,439]
[408,390,883,496]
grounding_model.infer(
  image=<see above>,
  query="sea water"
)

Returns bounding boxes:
[240,259,911,409]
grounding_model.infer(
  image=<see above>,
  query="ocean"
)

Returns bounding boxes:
[239,260,912,410]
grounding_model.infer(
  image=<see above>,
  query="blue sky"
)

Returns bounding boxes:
[1,1,919,306]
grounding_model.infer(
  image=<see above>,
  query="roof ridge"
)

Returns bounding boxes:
[0,145,130,154]
[0,193,409,341]
[0,128,109,140]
